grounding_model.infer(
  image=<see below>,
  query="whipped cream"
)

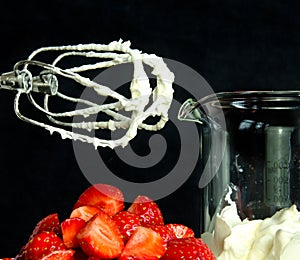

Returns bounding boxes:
[203,203,300,260]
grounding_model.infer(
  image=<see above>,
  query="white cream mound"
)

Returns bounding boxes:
[202,203,300,260]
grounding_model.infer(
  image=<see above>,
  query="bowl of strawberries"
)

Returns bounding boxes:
[2,183,215,260]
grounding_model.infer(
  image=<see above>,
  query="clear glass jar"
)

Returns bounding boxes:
[179,91,300,232]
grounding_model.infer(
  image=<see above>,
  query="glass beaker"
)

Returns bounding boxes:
[178,91,300,233]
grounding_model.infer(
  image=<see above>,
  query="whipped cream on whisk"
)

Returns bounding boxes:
[0,40,174,149]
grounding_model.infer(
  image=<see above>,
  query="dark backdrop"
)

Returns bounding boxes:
[1,0,300,257]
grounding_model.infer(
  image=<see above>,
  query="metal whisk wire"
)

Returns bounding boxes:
[0,40,174,149]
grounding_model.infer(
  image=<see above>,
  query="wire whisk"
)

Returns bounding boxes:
[0,40,174,149]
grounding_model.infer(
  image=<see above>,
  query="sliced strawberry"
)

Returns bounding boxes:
[127,195,164,226]
[119,226,166,260]
[24,231,66,260]
[161,237,215,260]
[165,223,195,238]
[76,211,124,258]
[70,206,101,222]
[148,225,175,243]
[30,213,61,238]
[87,257,102,260]
[112,211,141,241]
[17,214,62,260]
[40,249,75,260]
[61,218,86,248]
[73,184,124,216]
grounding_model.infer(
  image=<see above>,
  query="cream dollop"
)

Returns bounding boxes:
[203,204,300,260]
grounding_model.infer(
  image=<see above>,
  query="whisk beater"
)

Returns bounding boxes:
[0,40,174,149]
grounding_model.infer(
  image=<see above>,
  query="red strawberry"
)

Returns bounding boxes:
[30,213,61,238]
[112,211,141,241]
[127,195,164,226]
[40,249,75,260]
[161,237,215,260]
[73,184,124,216]
[70,206,101,222]
[148,225,175,243]
[76,211,124,258]
[24,231,66,260]
[61,218,86,248]
[165,223,195,238]
[119,226,166,260]
[87,257,102,260]
[16,214,62,260]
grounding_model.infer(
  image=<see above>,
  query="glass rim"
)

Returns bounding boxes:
[198,90,300,110]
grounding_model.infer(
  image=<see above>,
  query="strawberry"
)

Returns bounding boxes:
[30,213,61,238]
[76,211,124,258]
[73,183,124,216]
[70,206,101,222]
[127,195,164,226]
[112,211,141,241]
[165,223,195,238]
[16,214,62,260]
[161,237,215,260]
[40,249,75,260]
[148,225,175,243]
[24,231,66,260]
[61,218,86,248]
[119,226,166,260]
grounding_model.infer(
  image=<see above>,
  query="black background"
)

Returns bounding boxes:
[1,0,300,257]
